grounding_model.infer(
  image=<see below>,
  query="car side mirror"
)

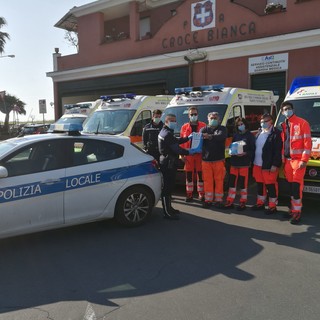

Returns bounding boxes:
[0,166,8,178]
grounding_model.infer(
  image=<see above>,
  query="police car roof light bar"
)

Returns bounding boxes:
[49,123,83,135]
[175,84,224,95]
[289,76,320,94]
[78,103,91,109]
[100,93,136,101]
[64,103,91,110]
[64,104,78,109]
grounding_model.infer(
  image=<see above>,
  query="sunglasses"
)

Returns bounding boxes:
[190,113,198,116]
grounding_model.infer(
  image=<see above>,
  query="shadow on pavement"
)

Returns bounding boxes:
[0,200,319,313]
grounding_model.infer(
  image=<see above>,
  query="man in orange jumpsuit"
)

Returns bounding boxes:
[201,112,227,208]
[180,107,206,202]
[281,101,312,224]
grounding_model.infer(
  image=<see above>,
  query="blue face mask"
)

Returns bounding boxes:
[153,117,161,124]
[209,119,218,127]
[283,109,294,118]
[238,124,246,132]
[261,122,270,130]
[167,121,177,130]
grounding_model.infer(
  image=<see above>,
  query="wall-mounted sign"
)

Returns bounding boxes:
[191,0,216,32]
[249,53,288,74]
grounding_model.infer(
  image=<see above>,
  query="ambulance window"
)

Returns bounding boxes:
[131,110,152,136]
[244,105,271,131]
[226,105,242,137]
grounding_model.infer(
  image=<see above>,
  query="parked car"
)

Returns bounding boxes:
[0,123,162,239]
[17,124,49,136]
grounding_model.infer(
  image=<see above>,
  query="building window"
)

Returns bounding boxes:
[267,0,286,6]
[265,1,286,14]
[140,17,151,40]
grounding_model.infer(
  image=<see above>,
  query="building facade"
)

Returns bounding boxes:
[47,0,320,119]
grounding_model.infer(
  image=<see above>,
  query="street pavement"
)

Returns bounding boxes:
[0,188,319,320]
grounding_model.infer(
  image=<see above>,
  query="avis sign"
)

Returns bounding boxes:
[191,0,215,32]
[248,53,288,74]
[39,99,47,114]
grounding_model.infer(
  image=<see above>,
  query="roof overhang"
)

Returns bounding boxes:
[47,29,320,82]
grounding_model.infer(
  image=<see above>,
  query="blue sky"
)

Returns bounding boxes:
[0,0,92,124]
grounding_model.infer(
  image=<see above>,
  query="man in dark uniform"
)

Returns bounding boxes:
[158,114,195,220]
[142,109,163,163]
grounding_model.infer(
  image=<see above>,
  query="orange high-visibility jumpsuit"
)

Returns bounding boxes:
[201,124,227,204]
[281,114,312,220]
[180,121,206,199]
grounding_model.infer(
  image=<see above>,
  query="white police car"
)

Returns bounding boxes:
[0,124,162,239]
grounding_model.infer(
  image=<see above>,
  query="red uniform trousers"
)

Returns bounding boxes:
[252,165,279,209]
[283,159,306,214]
[226,166,249,205]
[202,160,225,203]
[184,154,204,198]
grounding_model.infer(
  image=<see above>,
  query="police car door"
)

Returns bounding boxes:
[64,138,127,222]
[0,140,65,236]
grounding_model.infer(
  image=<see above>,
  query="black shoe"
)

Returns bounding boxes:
[214,202,224,209]
[265,207,277,215]
[171,208,180,215]
[290,213,301,225]
[237,203,246,211]
[163,214,180,220]
[202,202,212,208]
[224,201,234,209]
[290,218,301,225]
[251,204,265,211]
[185,197,194,203]
[283,209,293,219]
[199,195,205,202]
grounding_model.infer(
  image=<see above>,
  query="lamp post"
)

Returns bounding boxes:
[0,54,15,58]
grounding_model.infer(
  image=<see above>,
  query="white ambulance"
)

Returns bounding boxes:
[275,76,320,196]
[163,84,278,185]
[163,84,279,149]
[82,93,173,148]
[64,100,100,116]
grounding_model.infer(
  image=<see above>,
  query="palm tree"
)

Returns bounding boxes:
[0,93,26,133]
[0,17,10,54]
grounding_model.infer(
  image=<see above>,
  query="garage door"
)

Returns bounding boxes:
[251,72,286,108]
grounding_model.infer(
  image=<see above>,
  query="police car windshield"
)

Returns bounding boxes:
[163,105,228,134]
[83,109,136,134]
[275,98,320,136]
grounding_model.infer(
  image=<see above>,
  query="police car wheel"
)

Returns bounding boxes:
[115,186,153,226]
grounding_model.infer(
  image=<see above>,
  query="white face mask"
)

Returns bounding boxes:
[190,115,198,122]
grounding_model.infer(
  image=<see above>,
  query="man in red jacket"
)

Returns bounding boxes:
[180,107,206,202]
[281,101,312,224]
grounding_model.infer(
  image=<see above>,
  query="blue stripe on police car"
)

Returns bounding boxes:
[0,161,158,204]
